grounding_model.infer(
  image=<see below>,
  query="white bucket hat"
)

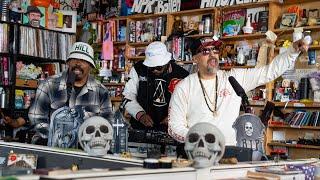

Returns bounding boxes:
[67,42,95,68]
[143,41,172,67]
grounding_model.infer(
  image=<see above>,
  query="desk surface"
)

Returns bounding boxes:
[1,142,318,180]
[41,159,318,179]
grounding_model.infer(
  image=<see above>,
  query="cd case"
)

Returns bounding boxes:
[255,166,303,175]
[7,153,38,169]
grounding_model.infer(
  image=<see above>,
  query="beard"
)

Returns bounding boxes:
[207,58,218,74]
[70,65,84,80]
[207,67,218,74]
[30,19,40,27]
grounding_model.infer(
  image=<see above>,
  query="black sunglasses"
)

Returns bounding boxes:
[149,64,167,71]
[201,47,220,55]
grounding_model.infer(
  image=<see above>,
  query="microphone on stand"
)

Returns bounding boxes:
[228,76,251,113]
[66,71,76,106]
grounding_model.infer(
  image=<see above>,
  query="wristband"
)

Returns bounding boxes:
[136,111,145,121]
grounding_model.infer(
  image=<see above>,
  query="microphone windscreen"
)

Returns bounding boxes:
[228,76,245,97]
[67,71,76,86]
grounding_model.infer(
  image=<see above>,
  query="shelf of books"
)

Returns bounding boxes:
[221,33,266,41]
[19,26,76,61]
[3,24,76,114]
[272,101,320,108]
[127,16,166,45]
[271,109,320,127]
[269,124,320,130]
[0,23,9,54]
[185,33,214,38]
[0,22,10,111]
[128,13,167,21]
[275,45,320,51]
[274,25,320,35]
[268,142,320,150]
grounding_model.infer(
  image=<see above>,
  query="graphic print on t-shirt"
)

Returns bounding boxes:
[153,79,167,107]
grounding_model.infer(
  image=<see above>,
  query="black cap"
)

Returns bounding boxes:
[26,6,43,17]
[185,37,202,56]
[185,37,223,56]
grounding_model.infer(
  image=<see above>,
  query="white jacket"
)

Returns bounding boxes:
[168,47,300,145]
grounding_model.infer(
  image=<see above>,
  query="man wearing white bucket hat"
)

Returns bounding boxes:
[29,42,113,145]
[122,41,189,133]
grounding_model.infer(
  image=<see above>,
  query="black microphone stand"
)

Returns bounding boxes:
[66,71,76,107]
[241,94,251,113]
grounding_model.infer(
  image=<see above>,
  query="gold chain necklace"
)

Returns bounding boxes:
[198,72,218,117]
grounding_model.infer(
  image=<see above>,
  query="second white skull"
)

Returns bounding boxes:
[78,116,113,156]
[185,122,225,168]
[244,122,253,137]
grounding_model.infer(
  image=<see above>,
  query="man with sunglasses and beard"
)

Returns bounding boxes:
[29,42,113,145]
[122,41,189,154]
[168,36,309,146]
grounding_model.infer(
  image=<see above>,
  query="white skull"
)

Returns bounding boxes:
[244,122,253,137]
[185,122,225,168]
[78,116,113,156]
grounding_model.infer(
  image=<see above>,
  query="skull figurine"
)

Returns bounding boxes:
[244,122,253,136]
[185,122,225,168]
[78,116,113,156]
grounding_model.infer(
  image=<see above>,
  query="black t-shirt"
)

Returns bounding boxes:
[74,86,83,97]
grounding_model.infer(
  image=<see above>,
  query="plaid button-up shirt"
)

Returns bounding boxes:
[28,71,113,134]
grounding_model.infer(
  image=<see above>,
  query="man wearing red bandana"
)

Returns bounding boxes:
[168,36,309,146]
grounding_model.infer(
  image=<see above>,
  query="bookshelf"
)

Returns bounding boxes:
[266,102,320,159]
[0,22,10,114]
[272,101,320,108]
[0,23,75,122]
[220,33,266,41]
[268,142,320,150]
[96,7,220,109]
[262,0,320,159]
[91,1,320,157]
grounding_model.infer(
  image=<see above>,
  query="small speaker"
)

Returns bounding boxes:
[299,78,310,100]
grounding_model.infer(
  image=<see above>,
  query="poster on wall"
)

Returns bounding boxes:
[131,0,181,14]
[22,6,46,28]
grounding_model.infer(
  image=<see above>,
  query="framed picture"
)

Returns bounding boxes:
[47,12,58,30]
[56,10,77,33]
[280,13,297,28]
[308,9,319,18]
[22,6,46,28]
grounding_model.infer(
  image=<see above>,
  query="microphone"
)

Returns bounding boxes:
[67,71,76,87]
[228,76,246,97]
[228,76,250,113]
[66,71,76,106]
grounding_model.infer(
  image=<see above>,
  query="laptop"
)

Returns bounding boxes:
[223,146,253,162]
